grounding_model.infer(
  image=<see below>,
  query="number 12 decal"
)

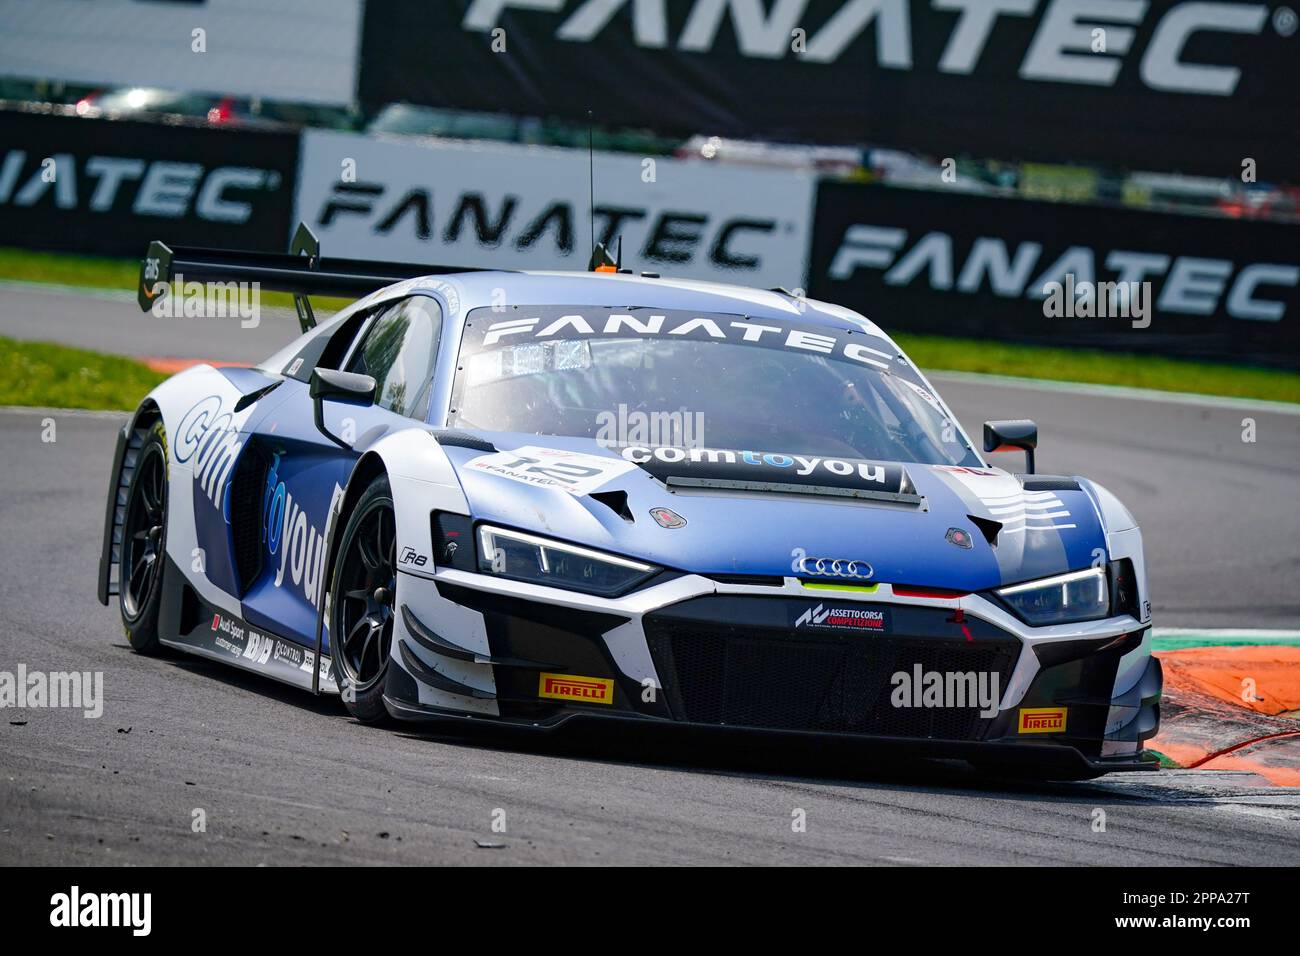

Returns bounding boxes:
[465,446,637,496]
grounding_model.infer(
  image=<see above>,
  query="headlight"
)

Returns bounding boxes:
[476,525,658,597]
[995,567,1110,626]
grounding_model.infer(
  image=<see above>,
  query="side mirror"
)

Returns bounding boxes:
[983,419,1038,474]
[309,368,376,449]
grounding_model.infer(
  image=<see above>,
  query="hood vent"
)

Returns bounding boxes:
[967,514,1002,547]
[590,490,634,522]
[432,429,497,453]
[1019,475,1080,492]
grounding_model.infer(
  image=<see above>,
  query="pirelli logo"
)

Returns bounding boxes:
[1018,707,1067,734]
[538,672,614,705]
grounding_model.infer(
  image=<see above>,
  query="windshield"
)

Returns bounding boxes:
[449,307,980,467]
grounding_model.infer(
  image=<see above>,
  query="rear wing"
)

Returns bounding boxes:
[137,223,493,332]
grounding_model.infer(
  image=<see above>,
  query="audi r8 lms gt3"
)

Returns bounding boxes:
[98,230,1161,780]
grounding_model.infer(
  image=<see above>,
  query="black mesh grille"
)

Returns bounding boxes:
[228,445,268,594]
[645,618,1019,740]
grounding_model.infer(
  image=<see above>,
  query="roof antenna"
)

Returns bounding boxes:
[585,110,619,272]
[587,109,595,253]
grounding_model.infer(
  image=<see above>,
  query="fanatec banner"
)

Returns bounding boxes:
[808,181,1300,366]
[293,129,816,289]
[0,0,362,106]
[359,0,1298,181]
[0,110,300,257]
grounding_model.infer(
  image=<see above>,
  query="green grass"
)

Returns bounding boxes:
[1,247,1296,405]
[1144,749,1182,769]
[1152,633,1300,651]
[0,336,168,411]
[0,246,138,290]
[0,247,350,312]
[894,333,1300,405]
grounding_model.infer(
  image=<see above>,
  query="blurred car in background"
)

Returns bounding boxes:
[72,86,355,130]
[677,134,862,173]
[364,102,678,156]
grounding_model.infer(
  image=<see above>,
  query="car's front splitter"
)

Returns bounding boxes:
[382,690,1160,776]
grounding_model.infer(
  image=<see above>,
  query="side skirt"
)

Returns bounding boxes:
[155,556,340,695]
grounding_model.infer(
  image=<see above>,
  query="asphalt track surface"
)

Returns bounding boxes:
[1,287,1298,865]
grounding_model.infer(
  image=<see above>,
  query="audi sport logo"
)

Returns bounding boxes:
[793,555,874,580]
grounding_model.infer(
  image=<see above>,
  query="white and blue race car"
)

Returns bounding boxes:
[98,228,1161,780]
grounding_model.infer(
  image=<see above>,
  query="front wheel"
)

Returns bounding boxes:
[329,474,396,723]
[119,420,169,653]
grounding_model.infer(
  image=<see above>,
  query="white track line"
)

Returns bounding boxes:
[0,405,128,420]
[928,370,1300,416]
[1152,628,1300,640]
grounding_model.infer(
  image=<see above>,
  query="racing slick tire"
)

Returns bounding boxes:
[329,474,397,724]
[119,420,169,654]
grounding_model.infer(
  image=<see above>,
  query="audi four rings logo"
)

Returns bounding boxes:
[796,557,874,580]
